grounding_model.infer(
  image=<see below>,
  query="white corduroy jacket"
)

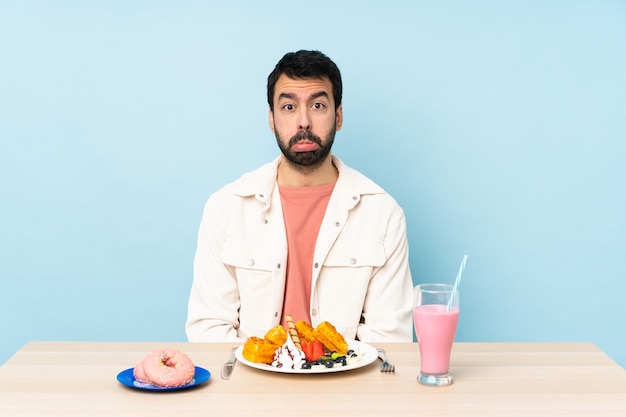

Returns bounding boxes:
[186,156,413,343]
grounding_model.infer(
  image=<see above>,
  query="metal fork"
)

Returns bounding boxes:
[377,348,395,373]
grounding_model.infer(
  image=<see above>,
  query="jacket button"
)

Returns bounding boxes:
[247,258,255,266]
[311,309,317,316]
[276,263,281,269]
[314,262,319,268]
[335,221,340,227]
[349,258,357,265]
[263,218,268,224]
[352,196,358,201]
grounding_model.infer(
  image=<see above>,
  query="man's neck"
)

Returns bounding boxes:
[277,155,338,187]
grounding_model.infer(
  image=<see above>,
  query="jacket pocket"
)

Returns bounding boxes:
[221,238,275,330]
[324,240,385,268]
[221,238,273,271]
[316,241,385,333]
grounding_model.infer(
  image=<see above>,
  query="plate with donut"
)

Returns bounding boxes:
[117,366,211,391]
[236,318,379,374]
[117,348,211,391]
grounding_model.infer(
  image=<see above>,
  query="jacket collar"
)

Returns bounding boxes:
[232,155,385,202]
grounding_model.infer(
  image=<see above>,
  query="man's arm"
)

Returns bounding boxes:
[185,196,242,342]
[357,208,414,342]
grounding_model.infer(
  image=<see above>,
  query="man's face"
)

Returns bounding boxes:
[269,74,343,168]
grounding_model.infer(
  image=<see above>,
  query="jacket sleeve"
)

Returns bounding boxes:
[357,206,414,342]
[185,194,243,342]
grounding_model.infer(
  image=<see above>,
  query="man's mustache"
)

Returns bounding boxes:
[289,130,322,147]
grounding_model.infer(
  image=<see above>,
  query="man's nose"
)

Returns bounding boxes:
[297,109,311,130]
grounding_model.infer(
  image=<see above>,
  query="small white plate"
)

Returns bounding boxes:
[235,340,378,374]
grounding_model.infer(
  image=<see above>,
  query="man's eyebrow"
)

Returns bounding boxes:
[277,91,330,101]
[310,91,329,100]
[278,92,296,101]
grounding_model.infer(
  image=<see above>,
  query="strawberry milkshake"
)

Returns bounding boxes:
[413,284,459,386]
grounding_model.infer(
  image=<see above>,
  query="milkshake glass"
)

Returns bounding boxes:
[413,283,459,387]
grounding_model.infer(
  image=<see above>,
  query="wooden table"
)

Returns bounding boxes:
[1,341,625,416]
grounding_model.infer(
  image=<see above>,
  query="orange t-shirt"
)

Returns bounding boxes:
[279,182,335,328]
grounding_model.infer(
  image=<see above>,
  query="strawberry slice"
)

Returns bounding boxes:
[301,341,313,361]
[311,339,325,361]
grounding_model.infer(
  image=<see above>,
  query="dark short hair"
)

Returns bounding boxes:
[267,50,342,111]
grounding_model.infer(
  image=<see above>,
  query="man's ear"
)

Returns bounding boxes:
[335,104,343,131]
[269,109,275,133]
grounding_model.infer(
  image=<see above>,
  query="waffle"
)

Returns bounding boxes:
[313,321,348,354]
[295,320,316,344]
[242,337,280,364]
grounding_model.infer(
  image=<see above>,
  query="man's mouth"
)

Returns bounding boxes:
[291,141,319,152]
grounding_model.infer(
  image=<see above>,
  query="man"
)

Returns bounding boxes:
[186,50,413,343]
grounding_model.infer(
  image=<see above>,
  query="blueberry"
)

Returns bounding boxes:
[347,349,355,355]
[301,362,312,369]
[324,360,334,368]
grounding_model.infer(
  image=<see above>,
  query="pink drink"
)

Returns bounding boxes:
[413,304,459,374]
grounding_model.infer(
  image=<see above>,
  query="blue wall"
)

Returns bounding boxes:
[2,1,625,368]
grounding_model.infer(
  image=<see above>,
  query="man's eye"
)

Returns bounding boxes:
[312,102,325,110]
[283,104,295,111]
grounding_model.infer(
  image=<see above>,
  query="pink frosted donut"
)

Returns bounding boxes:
[133,360,150,383]
[134,348,195,388]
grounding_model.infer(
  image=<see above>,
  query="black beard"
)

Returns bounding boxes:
[275,126,335,169]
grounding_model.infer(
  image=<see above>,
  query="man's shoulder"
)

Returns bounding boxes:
[211,158,279,198]
[334,157,404,213]
[334,157,387,196]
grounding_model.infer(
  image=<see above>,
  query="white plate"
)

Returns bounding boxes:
[235,340,378,374]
